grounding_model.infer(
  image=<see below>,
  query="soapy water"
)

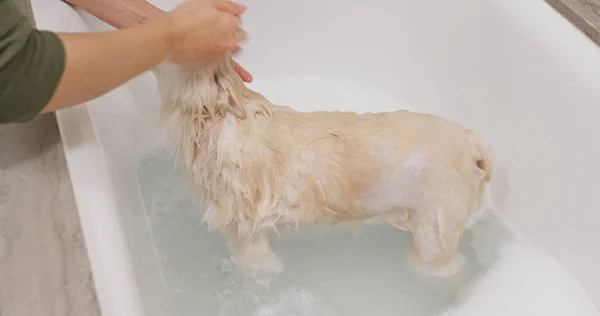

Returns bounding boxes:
[138,148,600,316]
[138,148,481,316]
[137,74,599,315]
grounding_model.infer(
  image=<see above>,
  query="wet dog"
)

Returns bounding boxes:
[153,58,493,277]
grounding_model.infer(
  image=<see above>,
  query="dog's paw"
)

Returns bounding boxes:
[231,250,283,277]
[409,252,466,278]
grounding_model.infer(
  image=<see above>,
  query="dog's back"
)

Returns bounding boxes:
[269,108,491,204]
[235,107,493,227]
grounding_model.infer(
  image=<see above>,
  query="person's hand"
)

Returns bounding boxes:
[125,0,252,82]
[161,0,252,77]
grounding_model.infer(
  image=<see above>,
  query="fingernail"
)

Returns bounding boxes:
[239,3,247,13]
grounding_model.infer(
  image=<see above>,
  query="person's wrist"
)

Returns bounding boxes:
[148,17,177,64]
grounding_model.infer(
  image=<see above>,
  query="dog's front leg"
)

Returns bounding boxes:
[222,227,282,276]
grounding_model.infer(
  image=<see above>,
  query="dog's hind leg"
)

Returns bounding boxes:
[384,208,413,231]
[409,197,469,278]
[222,227,282,276]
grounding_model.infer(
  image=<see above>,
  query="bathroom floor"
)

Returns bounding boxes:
[546,0,600,45]
[0,115,100,316]
[0,1,599,316]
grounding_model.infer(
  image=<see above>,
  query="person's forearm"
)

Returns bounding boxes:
[64,0,165,28]
[43,22,171,113]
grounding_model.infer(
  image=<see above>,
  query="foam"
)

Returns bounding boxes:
[213,274,338,316]
[252,287,338,316]
[438,218,600,316]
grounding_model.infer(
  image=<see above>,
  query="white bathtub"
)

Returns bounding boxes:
[32,0,600,315]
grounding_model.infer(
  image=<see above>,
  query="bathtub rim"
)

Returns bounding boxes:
[30,1,148,316]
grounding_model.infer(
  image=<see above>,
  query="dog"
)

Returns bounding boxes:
[153,58,494,278]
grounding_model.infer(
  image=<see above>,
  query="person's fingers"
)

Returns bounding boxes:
[234,62,253,83]
[215,1,246,16]
[224,38,239,51]
[218,14,239,35]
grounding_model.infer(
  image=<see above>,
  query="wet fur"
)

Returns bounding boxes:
[153,58,494,277]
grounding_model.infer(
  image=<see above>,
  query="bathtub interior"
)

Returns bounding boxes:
[69,0,600,315]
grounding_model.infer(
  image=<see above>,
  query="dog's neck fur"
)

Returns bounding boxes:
[156,58,248,121]
[153,57,273,176]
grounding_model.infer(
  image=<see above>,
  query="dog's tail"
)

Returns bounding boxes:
[466,131,495,229]
[470,131,494,183]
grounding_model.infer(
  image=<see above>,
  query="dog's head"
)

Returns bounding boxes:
[153,57,249,123]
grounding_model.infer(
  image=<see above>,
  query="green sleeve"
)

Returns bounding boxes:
[0,0,66,124]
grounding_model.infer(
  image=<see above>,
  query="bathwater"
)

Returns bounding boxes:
[138,147,483,316]
[137,75,599,316]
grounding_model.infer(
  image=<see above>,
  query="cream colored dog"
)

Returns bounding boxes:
[153,58,493,278]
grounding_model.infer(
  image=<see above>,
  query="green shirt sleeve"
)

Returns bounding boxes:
[0,0,66,124]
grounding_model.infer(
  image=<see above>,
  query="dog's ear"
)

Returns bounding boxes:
[214,60,248,119]
[216,75,247,118]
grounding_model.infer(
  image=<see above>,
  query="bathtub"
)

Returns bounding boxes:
[32,0,600,315]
